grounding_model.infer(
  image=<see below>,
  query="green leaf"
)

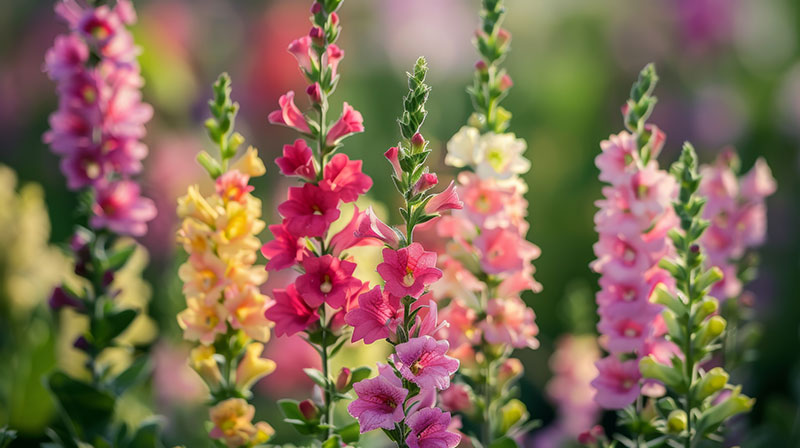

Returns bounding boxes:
[488,436,518,448]
[349,366,372,385]
[126,418,162,448]
[92,308,138,347]
[303,368,329,388]
[106,244,137,271]
[112,356,151,396]
[322,435,342,448]
[48,371,115,439]
[335,422,360,444]
[283,419,318,436]
[277,399,304,420]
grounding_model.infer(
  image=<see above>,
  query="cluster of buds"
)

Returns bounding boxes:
[590,64,679,410]
[344,57,462,448]
[176,74,275,448]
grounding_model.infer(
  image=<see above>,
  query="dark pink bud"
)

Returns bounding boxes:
[309,27,325,47]
[330,12,339,25]
[411,132,426,151]
[306,83,322,104]
[73,336,91,352]
[414,173,438,193]
[49,287,82,311]
[577,430,596,445]
[497,28,511,46]
[102,270,115,287]
[384,147,402,177]
[299,399,319,421]
[70,232,91,252]
[335,367,351,391]
[499,74,513,91]
[475,60,488,73]
[310,2,323,14]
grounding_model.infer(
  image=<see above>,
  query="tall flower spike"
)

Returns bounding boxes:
[261,1,376,445]
[345,57,461,448]
[176,74,274,448]
[42,1,159,445]
[637,143,753,445]
[431,0,541,445]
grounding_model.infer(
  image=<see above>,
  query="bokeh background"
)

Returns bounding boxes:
[1,0,799,446]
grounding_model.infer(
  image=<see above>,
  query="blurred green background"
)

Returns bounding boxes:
[1,0,798,446]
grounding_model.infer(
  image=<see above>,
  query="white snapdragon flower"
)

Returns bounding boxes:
[445,126,480,168]
[474,132,530,180]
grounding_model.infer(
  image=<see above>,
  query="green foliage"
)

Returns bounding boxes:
[638,143,754,446]
[398,57,431,141]
[200,72,245,177]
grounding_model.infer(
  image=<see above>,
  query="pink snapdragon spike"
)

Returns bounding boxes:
[353,206,400,247]
[261,223,307,271]
[404,408,461,448]
[320,153,373,202]
[90,180,156,237]
[275,139,316,180]
[268,91,311,134]
[392,335,460,390]
[377,243,443,298]
[424,181,463,214]
[699,152,776,299]
[296,254,361,308]
[345,285,402,344]
[265,284,319,337]
[480,297,539,349]
[347,364,409,433]
[591,357,642,410]
[44,0,156,237]
[326,102,365,146]
[277,183,341,237]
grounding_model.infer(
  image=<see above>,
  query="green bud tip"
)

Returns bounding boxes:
[667,410,687,433]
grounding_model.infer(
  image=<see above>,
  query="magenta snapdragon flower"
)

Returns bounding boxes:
[347,363,409,433]
[377,243,442,298]
[345,286,402,344]
[91,180,156,237]
[275,139,316,180]
[320,153,372,202]
[296,254,361,309]
[326,102,364,146]
[404,407,461,448]
[353,206,400,247]
[392,335,459,390]
[261,223,308,271]
[277,183,341,237]
[268,91,311,134]
[265,284,319,337]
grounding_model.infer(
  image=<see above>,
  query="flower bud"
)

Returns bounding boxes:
[299,399,320,421]
[73,335,91,352]
[335,367,351,392]
[698,386,754,430]
[499,399,526,434]
[411,132,426,152]
[309,27,325,47]
[329,12,339,25]
[667,410,687,433]
[651,284,684,316]
[310,2,323,14]
[475,60,488,74]
[496,28,511,47]
[253,422,275,444]
[497,358,523,387]
[499,73,513,91]
[190,345,222,390]
[414,173,438,194]
[306,83,322,104]
[235,342,276,392]
[639,355,683,390]
[694,266,723,294]
[384,147,402,177]
[695,315,726,347]
[578,426,605,445]
[102,270,115,287]
[694,367,729,401]
[70,231,91,252]
[49,287,83,311]
[692,297,719,327]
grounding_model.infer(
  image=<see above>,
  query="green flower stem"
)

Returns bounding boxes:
[318,308,335,440]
